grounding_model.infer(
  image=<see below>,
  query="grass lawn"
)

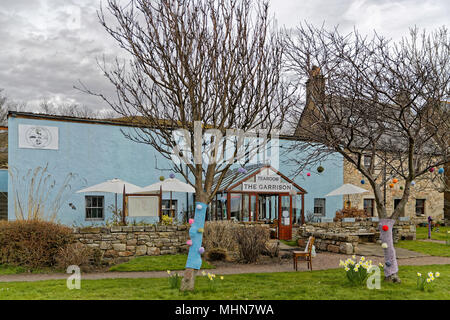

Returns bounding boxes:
[280,239,298,247]
[395,241,450,257]
[109,254,215,272]
[416,226,450,241]
[0,264,448,300]
[0,265,59,275]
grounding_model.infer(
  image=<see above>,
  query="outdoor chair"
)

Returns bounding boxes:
[293,236,315,271]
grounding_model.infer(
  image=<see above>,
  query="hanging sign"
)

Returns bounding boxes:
[242,175,293,192]
[18,124,59,150]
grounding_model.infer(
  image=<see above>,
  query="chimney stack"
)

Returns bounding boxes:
[306,66,325,104]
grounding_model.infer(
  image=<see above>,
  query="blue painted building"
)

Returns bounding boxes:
[5,112,343,230]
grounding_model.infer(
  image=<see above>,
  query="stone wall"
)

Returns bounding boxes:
[297,218,416,254]
[73,225,189,263]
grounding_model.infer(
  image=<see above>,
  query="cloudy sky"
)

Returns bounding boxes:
[0,0,448,113]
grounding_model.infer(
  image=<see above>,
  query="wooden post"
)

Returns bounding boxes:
[301,194,305,225]
[227,193,231,220]
[159,185,163,220]
[122,185,126,225]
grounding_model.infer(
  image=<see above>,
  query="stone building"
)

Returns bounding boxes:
[295,66,447,222]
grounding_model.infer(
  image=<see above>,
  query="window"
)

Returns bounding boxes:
[363,199,374,216]
[314,198,326,216]
[394,199,401,210]
[363,155,373,172]
[85,196,104,220]
[162,199,178,217]
[415,199,425,216]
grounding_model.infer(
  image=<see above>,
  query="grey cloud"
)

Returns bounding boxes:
[0,0,449,112]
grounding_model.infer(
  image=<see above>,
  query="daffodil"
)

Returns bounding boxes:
[167,270,171,275]
[339,260,345,267]
[220,276,224,280]
[426,278,431,283]
[381,243,388,249]
[360,256,365,262]
[428,272,433,278]
[202,271,206,276]
[379,263,383,268]
[345,267,350,272]
[417,273,422,277]
[435,272,440,278]
[352,255,356,259]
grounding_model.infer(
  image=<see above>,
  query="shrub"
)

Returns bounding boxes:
[0,220,74,269]
[262,240,280,258]
[334,207,369,221]
[161,215,173,226]
[233,225,270,263]
[54,242,101,271]
[206,248,228,261]
[203,221,239,252]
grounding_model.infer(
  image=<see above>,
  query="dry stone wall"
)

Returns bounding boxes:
[73,225,189,263]
[297,218,416,254]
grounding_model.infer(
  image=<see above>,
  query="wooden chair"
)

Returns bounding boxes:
[293,236,315,271]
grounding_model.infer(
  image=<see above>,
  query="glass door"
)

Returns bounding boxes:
[278,195,292,240]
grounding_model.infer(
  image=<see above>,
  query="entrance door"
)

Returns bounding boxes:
[278,195,292,240]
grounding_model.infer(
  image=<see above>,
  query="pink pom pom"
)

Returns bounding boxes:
[189,218,194,225]
[307,172,311,177]
[186,240,193,246]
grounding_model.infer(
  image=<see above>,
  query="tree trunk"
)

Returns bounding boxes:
[180,200,207,291]
[379,219,401,283]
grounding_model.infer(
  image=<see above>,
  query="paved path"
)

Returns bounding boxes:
[1,252,449,283]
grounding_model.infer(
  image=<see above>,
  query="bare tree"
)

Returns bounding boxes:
[285,25,450,282]
[39,99,117,119]
[0,89,27,126]
[80,0,295,290]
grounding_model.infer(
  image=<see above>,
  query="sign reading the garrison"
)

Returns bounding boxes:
[18,124,59,150]
[242,175,293,192]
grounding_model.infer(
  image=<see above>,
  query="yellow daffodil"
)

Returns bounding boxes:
[379,263,383,268]
[345,267,350,272]
[202,271,206,276]
[339,260,345,267]
[435,272,440,278]
[428,272,433,278]
[417,273,422,277]
[352,255,356,259]
[360,256,365,262]
[426,278,431,283]
[167,270,171,274]
[220,276,224,280]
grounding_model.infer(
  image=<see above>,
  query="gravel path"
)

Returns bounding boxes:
[1,252,449,283]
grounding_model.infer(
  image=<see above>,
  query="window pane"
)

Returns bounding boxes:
[86,197,92,208]
[97,197,103,208]
[86,208,92,219]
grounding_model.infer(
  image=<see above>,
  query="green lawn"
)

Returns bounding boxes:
[416,226,450,241]
[395,240,450,257]
[109,254,215,272]
[280,239,298,247]
[0,265,59,275]
[0,264,448,300]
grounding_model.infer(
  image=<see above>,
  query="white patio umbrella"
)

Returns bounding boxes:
[325,183,369,207]
[76,178,144,213]
[136,178,195,218]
